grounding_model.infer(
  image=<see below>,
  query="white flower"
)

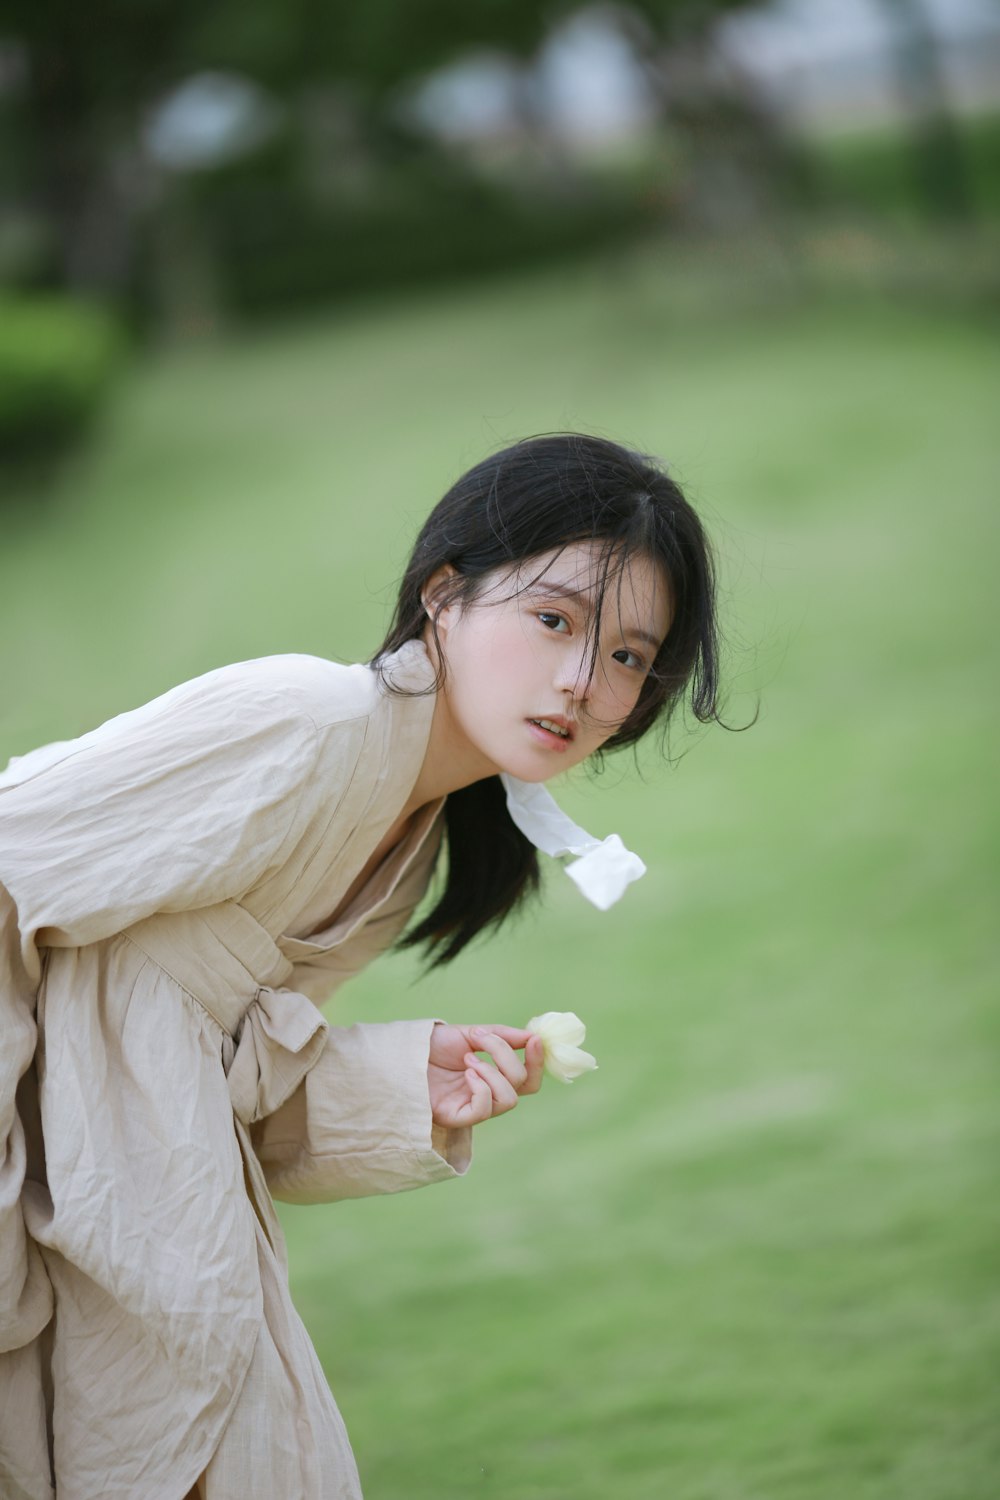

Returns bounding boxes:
[526,1010,598,1085]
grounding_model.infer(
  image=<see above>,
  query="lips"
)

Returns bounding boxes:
[527,715,574,749]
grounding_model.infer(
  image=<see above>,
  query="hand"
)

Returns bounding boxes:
[428,1024,545,1129]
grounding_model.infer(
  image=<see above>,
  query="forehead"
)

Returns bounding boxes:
[512,541,672,639]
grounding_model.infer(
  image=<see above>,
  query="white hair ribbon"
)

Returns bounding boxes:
[499,773,646,911]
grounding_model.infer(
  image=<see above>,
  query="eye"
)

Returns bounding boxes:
[612,648,645,671]
[537,611,570,633]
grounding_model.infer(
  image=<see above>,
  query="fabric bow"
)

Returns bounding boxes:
[224,986,329,1126]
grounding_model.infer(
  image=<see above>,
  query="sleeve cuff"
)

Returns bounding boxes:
[251,1017,472,1205]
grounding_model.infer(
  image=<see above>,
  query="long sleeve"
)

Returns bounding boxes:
[0,885,51,1353]
[0,661,338,1354]
[0,661,334,979]
[251,1017,471,1205]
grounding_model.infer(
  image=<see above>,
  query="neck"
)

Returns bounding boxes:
[400,629,498,816]
[402,691,497,817]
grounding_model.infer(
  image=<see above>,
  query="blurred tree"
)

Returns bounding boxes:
[5,0,768,307]
[615,1,805,229]
[9,1,163,292]
[874,0,975,220]
[6,0,551,296]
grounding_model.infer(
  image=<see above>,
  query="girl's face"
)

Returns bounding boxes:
[428,541,672,784]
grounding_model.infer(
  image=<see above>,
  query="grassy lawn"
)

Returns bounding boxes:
[2,246,997,1498]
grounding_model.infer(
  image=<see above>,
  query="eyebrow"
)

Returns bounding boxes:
[522,580,665,652]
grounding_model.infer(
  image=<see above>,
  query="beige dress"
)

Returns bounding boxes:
[0,640,471,1500]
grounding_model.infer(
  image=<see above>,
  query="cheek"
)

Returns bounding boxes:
[584,676,646,739]
[474,613,534,674]
[617,678,652,733]
[598,669,642,711]
[448,617,522,709]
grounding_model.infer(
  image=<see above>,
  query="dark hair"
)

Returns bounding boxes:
[372,433,722,966]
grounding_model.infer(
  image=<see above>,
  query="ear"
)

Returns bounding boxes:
[421,565,459,630]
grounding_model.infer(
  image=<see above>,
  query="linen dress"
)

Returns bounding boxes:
[0,640,473,1500]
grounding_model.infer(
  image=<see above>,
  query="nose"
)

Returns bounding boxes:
[552,639,592,702]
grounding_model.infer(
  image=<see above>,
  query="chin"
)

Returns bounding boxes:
[504,766,550,784]
[502,756,578,784]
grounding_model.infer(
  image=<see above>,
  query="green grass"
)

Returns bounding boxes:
[2,247,998,1498]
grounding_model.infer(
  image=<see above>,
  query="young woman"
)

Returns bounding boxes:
[0,433,721,1499]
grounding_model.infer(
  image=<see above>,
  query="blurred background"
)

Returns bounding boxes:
[1,1,998,1496]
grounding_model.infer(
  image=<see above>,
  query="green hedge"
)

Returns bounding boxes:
[0,296,124,464]
[182,145,658,318]
[806,111,1000,222]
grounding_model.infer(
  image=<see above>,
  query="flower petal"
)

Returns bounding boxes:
[525,1011,597,1083]
[526,1010,586,1047]
[546,1043,598,1084]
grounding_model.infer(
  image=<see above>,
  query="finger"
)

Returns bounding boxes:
[449,1069,493,1128]
[468,1029,528,1090]
[468,1024,535,1050]
[464,1053,519,1115]
[521,1034,545,1095]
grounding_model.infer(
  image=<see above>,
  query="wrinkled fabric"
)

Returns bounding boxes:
[0,642,469,1500]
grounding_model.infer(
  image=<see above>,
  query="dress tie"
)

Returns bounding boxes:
[224,985,329,1126]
